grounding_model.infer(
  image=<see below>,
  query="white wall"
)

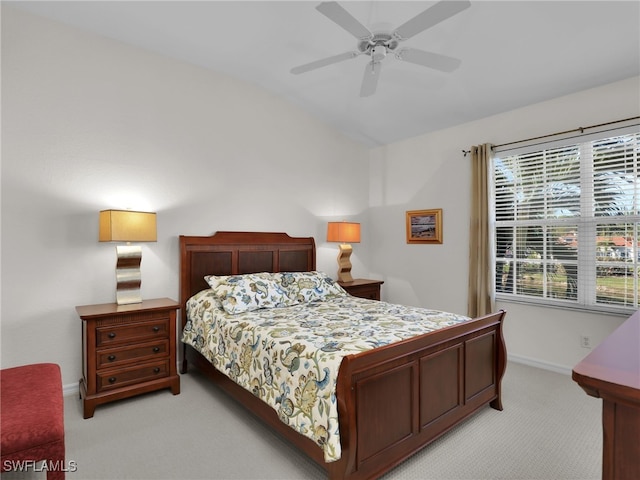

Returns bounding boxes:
[0,8,370,386]
[370,75,640,373]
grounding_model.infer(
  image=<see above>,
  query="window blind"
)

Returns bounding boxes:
[493,127,640,313]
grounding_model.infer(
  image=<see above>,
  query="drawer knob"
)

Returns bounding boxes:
[153,368,160,374]
[153,326,160,333]
[153,347,160,353]
[108,333,116,339]
[108,377,117,384]
[108,355,116,361]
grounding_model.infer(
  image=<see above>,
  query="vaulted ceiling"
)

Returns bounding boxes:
[9,1,640,147]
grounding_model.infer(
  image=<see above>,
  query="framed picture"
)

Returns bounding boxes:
[406,209,443,244]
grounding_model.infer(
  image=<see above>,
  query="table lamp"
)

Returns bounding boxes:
[327,221,360,283]
[99,209,157,305]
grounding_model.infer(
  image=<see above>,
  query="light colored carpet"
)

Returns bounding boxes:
[4,362,601,480]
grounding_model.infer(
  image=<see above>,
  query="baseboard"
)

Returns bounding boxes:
[508,354,573,376]
[63,382,79,397]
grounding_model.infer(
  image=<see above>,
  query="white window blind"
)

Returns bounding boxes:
[493,126,640,313]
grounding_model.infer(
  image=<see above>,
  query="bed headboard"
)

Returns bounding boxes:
[179,231,316,328]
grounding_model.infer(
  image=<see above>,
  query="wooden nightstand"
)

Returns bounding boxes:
[338,279,384,300]
[76,298,181,418]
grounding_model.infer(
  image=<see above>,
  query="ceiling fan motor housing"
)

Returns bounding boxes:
[358,33,399,60]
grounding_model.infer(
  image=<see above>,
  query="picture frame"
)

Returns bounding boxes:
[406,209,443,244]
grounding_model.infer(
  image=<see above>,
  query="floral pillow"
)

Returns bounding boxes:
[204,274,232,290]
[208,273,289,315]
[277,271,347,304]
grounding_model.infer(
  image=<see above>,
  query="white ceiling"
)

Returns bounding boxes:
[9,1,640,147]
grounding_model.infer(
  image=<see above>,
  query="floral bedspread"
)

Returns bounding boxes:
[182,290,470,462]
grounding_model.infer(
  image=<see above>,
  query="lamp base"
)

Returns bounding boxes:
[115,245,143,305]
[336,243,354,283]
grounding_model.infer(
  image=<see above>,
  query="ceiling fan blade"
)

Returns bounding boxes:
[360,61,381,97]
[396,48,461,72]
[316,2,373,40]
[393,0,471,41]
[291,51,359,74]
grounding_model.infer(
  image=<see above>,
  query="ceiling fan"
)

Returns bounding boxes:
[291,1,470,97]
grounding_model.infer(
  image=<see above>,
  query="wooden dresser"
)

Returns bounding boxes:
[572,310,640,480]
[338,278,384,300]
[77,297,181,418]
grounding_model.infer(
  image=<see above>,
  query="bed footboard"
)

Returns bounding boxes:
[332,310,506,480]
[183,310,506,480]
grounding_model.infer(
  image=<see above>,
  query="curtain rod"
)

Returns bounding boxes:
[462,116,639,157]
[493,116,640,150]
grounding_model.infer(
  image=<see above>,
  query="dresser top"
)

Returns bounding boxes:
[76,297,179,318]
[573,309,640,401]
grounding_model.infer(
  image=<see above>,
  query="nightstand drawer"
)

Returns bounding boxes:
[96,319,169,347]
[346,284,380,300]
[97,360,170,392]
[97,339,169,369]
[339,279,384,300]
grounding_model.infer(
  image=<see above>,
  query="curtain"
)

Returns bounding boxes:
[467,144,495,317]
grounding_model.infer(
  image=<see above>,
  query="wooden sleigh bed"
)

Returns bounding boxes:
[179,231,506,480]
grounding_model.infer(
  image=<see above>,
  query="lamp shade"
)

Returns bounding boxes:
[327,222,360,244]
[99,210,157,242]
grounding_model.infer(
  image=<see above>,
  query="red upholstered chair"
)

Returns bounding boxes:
[1,363,66,480]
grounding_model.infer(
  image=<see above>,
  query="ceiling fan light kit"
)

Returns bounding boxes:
[371,45,387,62]
[291,0,471,97]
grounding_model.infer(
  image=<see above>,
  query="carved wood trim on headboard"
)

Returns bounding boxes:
[179,231,316,331]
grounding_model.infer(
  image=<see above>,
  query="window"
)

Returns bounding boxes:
[493,126,640,313]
